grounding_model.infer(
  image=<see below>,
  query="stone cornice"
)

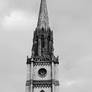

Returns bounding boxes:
[33,62,51,66]
[26,55,59,65]
[33,80,52,88]
[52,79,59,86]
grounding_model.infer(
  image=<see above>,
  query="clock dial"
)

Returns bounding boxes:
[38,68,47,78]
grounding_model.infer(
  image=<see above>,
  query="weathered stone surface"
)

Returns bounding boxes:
[26,1,59,92]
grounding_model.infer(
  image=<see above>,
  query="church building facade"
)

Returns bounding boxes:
[26,0,59,92]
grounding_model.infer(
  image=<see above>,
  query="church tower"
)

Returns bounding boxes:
[26,0,59,92]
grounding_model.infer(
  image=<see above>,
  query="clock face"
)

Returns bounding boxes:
[38,68,47,78]
[33,65,51,80]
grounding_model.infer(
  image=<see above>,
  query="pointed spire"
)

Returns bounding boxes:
[37,0,49,29]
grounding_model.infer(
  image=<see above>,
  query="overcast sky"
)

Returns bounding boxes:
[0,0,92,92]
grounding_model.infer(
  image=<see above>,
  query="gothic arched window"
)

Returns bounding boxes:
[41,35,44,48]
[34,36,38,56]
[40,90,45,92]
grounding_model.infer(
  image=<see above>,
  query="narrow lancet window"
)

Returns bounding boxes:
[41,35,44,48]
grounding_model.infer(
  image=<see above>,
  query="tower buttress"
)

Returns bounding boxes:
[26,0,59,92]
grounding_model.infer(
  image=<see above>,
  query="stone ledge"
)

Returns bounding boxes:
[26,79,59,86]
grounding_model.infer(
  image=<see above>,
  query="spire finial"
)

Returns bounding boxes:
[37,0,49,29]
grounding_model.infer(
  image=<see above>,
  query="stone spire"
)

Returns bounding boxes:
[37,0,49,29]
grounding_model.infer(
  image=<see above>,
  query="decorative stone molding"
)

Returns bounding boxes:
[26,56,31,64]
[33,80,52,88]
[26,55,59,65]
[52,79,59,86]
[33,62,51,66]
[26,80,33,86]
[26,79,59,87]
